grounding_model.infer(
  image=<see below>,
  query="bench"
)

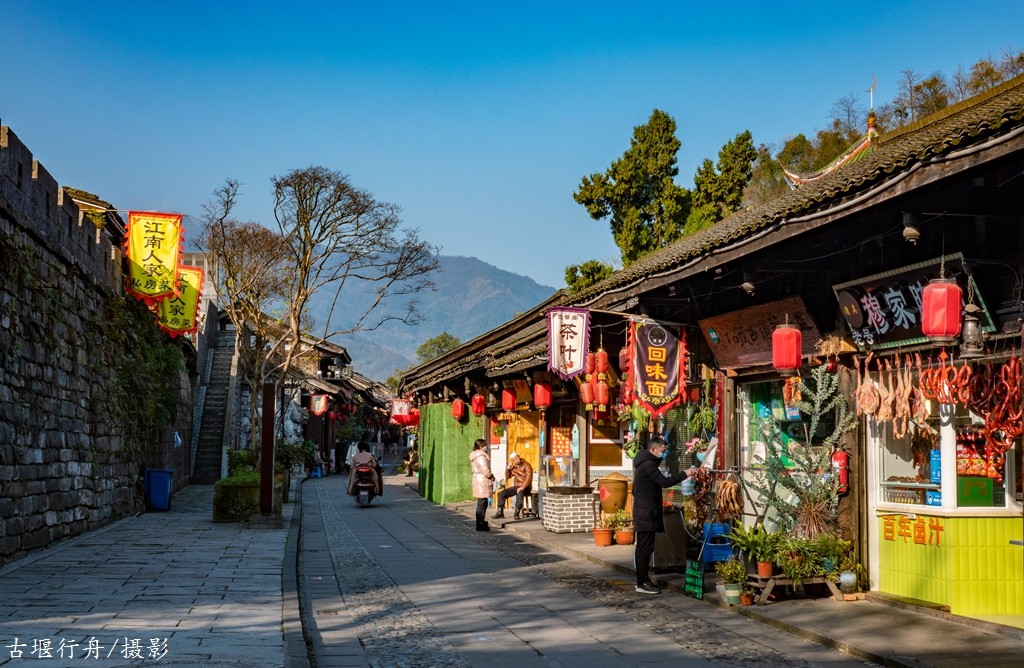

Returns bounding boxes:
[747,574,844,605]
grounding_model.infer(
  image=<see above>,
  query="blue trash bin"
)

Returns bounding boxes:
[145,469,175,511]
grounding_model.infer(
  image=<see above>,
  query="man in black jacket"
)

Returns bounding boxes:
[631,437,696,594]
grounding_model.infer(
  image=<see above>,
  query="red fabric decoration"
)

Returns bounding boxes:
[579,379,595,408]
[921,278,963,341]
[595,378,610,411]
[533,382,552,409]
[772,323,803,376]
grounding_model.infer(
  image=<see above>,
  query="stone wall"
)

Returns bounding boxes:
[0,121,191,566]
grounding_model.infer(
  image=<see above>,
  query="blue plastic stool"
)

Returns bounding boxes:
[311,465,323,478]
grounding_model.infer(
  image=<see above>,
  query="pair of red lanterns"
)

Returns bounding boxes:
[579,349,610,411]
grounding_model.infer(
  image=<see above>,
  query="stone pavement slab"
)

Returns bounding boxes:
[0,483,299,668]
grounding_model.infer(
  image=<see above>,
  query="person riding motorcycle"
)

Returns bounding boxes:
[347,442,383,497]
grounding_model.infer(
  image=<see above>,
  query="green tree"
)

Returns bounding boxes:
[564,259,615,295]
[416,332,461,363]
[573,109,691,266]
[685,130,757,234]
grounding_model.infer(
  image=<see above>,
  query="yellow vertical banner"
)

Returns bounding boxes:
[125,211,182,303]
[155,265,204,338]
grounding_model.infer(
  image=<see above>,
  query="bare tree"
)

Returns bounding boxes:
[199,180,290,452]
[895,69,923,122]
[829,94,867,139]
[199,169,440,456]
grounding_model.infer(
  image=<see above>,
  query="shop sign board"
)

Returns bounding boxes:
[881,513,945,547]
[832,253,995,350]
[698,296,820,369]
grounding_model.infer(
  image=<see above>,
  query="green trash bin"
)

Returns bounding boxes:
[145,469,175,511]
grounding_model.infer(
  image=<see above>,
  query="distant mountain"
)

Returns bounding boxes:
[181,216,558,382]
[336,256,558,381]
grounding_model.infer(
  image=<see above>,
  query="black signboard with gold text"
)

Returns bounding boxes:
[831,253,994,350]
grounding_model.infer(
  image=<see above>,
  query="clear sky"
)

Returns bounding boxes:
[3,2,1022,288]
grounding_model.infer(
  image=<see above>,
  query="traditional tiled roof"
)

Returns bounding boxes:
[573,72,1024,307]
[402,72,1024,394]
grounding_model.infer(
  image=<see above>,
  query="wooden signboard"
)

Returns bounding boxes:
[698,296,820,369]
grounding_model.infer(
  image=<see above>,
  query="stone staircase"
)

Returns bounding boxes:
[192,329,236,483]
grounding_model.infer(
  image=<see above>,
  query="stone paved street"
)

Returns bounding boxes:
[300,472,879,667]
[0,485,292,667]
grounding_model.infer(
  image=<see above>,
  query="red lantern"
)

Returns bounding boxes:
[451,398,465,420]
[585,352,595,374]
[409,408,420,426]
[594,378,610,411]
[618,346,631,374]
[921,278,963,343]
[471,393,486,415]
[595,349,609,375]
[620,372,634,404]
[772,323,803,376]
[579,379,595,408]
[533,382,552,409]
[501,388,517,412]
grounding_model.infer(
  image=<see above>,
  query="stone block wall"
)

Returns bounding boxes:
[0,121,191,567]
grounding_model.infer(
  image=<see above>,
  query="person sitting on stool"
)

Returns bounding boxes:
[493,451,533,519]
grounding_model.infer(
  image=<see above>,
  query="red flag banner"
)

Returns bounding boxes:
[546,307,590,380]
[631,318,687,417]
[125,211,183,304]
[155,265,204,338]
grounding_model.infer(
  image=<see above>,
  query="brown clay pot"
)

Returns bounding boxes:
[740,593,755,606]
[757,560,774,578]
[593,528,614,546]
[614,530,635,545]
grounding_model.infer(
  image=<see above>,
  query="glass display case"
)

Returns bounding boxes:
[543,455,575,488]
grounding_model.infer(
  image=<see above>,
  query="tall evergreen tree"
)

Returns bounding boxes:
[685,130,757,235]
[573,109,691,266]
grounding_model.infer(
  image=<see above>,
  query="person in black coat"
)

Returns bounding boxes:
[631,437,696,594]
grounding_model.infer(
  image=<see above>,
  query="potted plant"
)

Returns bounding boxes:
[606,508,635,545]
[812,533,843,575]
[727,522,781,578]
[739,584,757,606]
[776,535,816,587]
[593,512,615,546]
[837,540,862,593]
[714,557,746,605]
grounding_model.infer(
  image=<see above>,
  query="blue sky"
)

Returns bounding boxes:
[3,2,1023,288]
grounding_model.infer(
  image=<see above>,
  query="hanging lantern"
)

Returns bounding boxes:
[533,382,552,410]
[620,372,634,404]
[451,398,465,420]
[960,303,985,359]
[585,352,596,375]
[579,379,595,409]
[594,377,610,412]
[595,348,609,375]
[772,322,803,376]
[922,277,963,343]
[501,388,517,412]
[471,393,486,415]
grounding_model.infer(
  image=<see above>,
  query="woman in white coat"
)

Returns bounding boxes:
[470,438,495,531]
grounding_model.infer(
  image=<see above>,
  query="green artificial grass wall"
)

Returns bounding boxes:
[419,403,486,505]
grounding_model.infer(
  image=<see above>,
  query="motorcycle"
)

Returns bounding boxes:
[351,464,378,507]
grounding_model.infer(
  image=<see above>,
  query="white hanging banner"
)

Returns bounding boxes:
[547,307,590,381]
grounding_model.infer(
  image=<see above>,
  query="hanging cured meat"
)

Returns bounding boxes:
[854,353,880,418]
[875,358,895,423]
